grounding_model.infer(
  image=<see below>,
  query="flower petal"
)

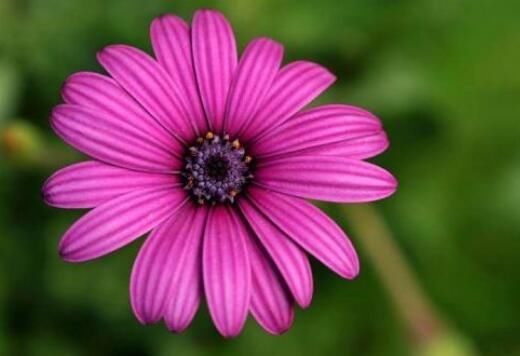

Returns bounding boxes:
[248,186,359,279]
[203,206,250,337]
[251,104,383,158]
[97,45,198,141]
[240,61,336,142]
[51,104,181,173]
[239,198,313,308]
[58,187,187,262]
[43,161,179,209]
[192,9,238,133]
[225,38,283,136]
[255,155,398,203]
[245,231,294,335]
[61,71,180,153]
[301,131,389,160]
[150,15,208,134]
[131,204,205,328]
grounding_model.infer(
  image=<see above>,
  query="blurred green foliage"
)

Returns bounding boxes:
[0,0,519,355]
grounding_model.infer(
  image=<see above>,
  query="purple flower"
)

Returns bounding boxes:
[42,9,397,337]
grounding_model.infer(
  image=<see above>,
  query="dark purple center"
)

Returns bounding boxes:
[182,132,252,204]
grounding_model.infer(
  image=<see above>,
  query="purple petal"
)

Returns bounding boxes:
[43,161,179,209]
[131,204,205,329]
[239,198,313,308]
[192,9,237,133]
[97,45,198,141]
[245,231,294,335]
[239,61,336,142]
[304,131,389,160]
[251,104,384,159]
[51,104,181,173]
[225,38,283,136]
[248,186,359,279]
[255,155,398,203]
[58,187,187,262]
[203,206,250,337]
[150,15,208,134]
[61,71,180,154]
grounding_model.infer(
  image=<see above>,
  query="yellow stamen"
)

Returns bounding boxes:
[205,131,214,140]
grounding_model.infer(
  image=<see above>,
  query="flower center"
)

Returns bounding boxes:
[182,132,253,204]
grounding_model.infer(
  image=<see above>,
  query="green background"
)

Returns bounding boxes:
[0,0,519,355]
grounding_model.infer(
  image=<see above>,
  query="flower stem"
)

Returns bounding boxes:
[340,204,478,356]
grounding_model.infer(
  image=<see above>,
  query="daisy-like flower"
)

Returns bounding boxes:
[43,9,397,337]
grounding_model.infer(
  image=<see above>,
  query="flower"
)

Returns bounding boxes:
[42,9,397,337]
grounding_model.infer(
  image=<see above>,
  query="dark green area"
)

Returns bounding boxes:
[0,0,519,355]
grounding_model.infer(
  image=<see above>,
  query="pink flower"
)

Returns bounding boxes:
[42,9,397,337]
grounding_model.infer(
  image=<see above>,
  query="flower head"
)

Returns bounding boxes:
[43,9,397,337]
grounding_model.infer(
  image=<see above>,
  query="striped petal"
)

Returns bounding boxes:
[240,61,336,142]
[248,186,359,279]
[225,38,283,135]
[58,187,187,262]
[61,71,180,153]
[43,161,179,209]
[97,45,198,141]
[192,9,237,133]
[251,104,383,158]
[150,15,208,134]
[131,204,205,328]
[203,206,250,337]
[51,104,181,173]
[239,198,313,308]
[245,232,294,335]
[256,155,398,203]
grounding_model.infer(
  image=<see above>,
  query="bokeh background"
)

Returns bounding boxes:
[1,0,519,355]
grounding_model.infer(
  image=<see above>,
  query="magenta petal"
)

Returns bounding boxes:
[51,104,181,173]
[248,186,359,279]
[245,231,294,335]
[58,187,187,262]
[239,198,313,308]
[97,45,197,141]
[225,38,283,136]
[305,131,390,159]
[203,206,250,337]
[256,155,398,203]
[251,104,383,158]
[240,61,336,142]
[150,15,208,134]
[61,71,180,154]
[43,161,179,209]
[131,204,205,328]
[192,10,237,133]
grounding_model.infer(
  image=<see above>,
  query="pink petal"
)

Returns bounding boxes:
[248,186,359,279]
[305,131,389,160]
[61,71,180,154]
[250,104,383,158]
[192,10,237,133]
[225,38,283,136]
[239,61,336,142]
[245,232,294,335]
[203,206,250,337]
[255,155,398,203]
[239,198,313,308]
[58,187,187,262]
[43,161,179,209]
[150,15,208,134]
[97,45,198,141]
[131,204,205,329]
[51,104,181,173]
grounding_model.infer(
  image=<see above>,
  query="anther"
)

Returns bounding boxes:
[205,131,214,140]
[231,139,241,149]
[244,155,252,164]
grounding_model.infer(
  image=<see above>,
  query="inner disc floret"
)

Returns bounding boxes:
[182,132,253,204]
